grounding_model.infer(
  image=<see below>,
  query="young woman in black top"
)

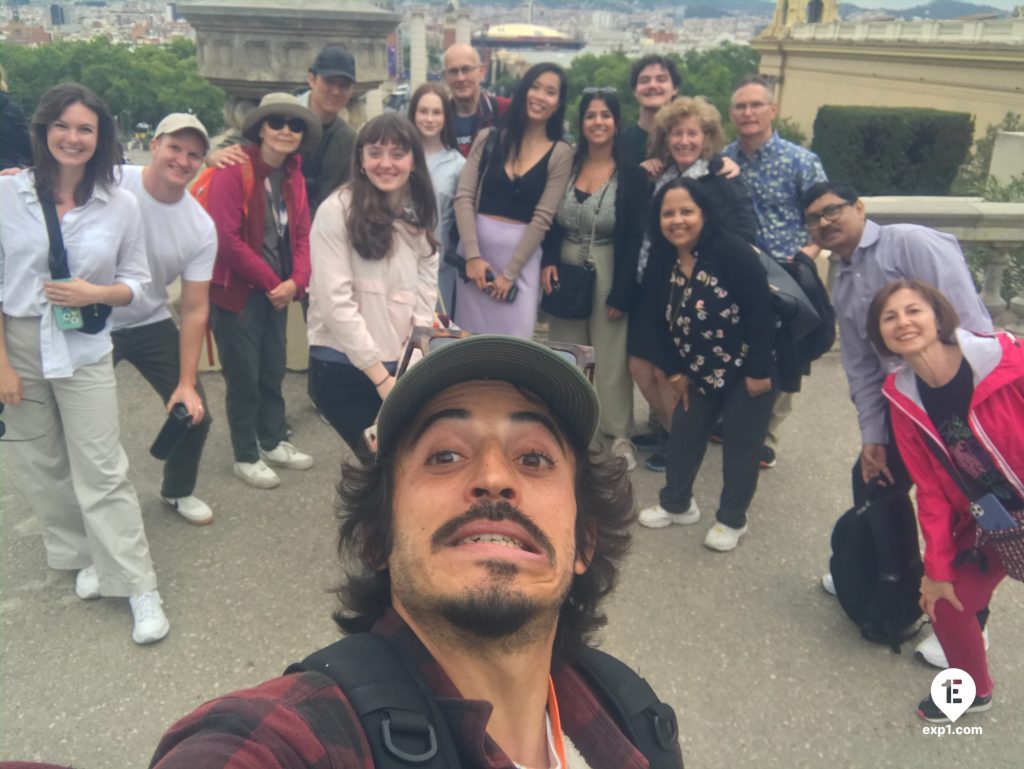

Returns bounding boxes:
[453,62,573,338]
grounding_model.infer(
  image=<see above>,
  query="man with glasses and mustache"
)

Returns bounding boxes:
[804,181,996,664]
[442,43,510,157]
[150,334,683,769]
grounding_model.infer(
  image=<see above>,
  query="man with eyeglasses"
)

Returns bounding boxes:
[210,44,357,214]
[722,75,828,469]
[150,334,683,769]
[442,43,510,157]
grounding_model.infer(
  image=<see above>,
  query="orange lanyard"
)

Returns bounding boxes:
[547,676,568,769]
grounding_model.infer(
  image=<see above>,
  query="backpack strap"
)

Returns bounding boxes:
[286,634,461,769]
[575,648,682,769]
[289,635,681,769]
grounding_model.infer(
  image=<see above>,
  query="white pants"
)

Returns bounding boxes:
[3,316,157,596]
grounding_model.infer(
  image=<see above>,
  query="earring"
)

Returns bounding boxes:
[360,167,366,176]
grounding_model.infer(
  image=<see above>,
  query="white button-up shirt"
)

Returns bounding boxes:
[0,171,150,378]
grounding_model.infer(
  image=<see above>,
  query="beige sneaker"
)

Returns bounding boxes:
[233,459,281,489]
[638,500,701,528]
[703,522,748,552]
[259,441,313,470]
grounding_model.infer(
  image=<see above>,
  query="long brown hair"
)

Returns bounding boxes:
[346,113,438,261]
[407,83,457,151]
[30,82,120,205]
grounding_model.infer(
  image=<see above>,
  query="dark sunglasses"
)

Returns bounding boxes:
[0,398,47,442]
[581,87,618,96]
[264,115,306,133]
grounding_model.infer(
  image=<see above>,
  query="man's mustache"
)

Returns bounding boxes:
[430,500,556,562]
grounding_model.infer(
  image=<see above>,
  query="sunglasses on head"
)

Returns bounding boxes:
[582,87,618,96]
[265,115,306,133]
[0,398,47,442]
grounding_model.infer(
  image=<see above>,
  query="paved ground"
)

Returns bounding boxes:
[2,349,1022,768]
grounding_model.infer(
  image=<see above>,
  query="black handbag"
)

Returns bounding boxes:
[41,198,112,335]
[540,179,610,321]
[541,261,595,320]
[756,247,820,342]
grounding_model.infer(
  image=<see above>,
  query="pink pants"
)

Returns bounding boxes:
[931,526,1007,696]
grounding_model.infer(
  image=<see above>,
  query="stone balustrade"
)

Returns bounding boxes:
[862,196,1024,331]
[789,17,1024,44]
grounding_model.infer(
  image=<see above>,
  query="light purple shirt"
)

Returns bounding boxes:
[832,220,992,445]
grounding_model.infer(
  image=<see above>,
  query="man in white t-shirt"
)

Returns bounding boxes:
[111,114,217,525]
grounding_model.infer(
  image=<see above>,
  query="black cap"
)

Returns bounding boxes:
[376,335,600,457]
[311,44,356,81]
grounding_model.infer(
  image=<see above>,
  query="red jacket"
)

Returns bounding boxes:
[208,145,312,313]
[883,330,1024,581]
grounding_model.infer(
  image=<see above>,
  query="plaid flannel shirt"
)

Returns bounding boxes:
[150,610,671,769]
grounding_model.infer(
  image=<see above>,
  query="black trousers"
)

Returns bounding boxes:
[112,318,211,498]
[310,357,394,459]
[660,375,776,529]
[210,293,289,463]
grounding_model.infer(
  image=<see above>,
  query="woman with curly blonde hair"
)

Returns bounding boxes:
[628,96,757,472]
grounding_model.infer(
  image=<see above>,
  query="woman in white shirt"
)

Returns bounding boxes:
[408,82,465,319]
[0,83,168,644]
[307,113,438,456]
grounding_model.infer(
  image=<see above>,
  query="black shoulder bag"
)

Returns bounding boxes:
[541,179,612,320]
[41,198,112,335]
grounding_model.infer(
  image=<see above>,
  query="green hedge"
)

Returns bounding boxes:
[811,106,973,195]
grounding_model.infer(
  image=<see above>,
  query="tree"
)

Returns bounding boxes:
[0,38,226,137]
[562,44,761,141]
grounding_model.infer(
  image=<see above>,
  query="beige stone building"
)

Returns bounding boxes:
[752,0,1024,139]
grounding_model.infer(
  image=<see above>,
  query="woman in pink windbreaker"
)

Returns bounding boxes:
[869,279,1023,724]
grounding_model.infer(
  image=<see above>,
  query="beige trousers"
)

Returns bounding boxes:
[547,241,634,441]
[765,391,795,450]
[3,316,157,596]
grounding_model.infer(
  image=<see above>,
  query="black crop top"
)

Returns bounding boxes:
[477,143,556,224]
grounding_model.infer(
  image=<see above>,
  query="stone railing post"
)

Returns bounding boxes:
[981,243,1012,326]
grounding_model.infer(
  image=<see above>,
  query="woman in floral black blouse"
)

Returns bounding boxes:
[638,177,776,552]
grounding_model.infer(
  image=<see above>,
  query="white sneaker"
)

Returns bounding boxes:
[75,565,100,600]
[915,627,990,669]
[638,500,701,528]
[821,572,837,596]
[129,590,170,644]
[233,460,281,489]
[259,441,314,470]
[703,522,748,552]
[611,437,638,471]
[161,495,213,525]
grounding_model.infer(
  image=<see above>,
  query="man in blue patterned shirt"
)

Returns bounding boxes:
[724,75,828,468]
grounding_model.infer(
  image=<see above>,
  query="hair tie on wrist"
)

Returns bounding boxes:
[373,374,390,387]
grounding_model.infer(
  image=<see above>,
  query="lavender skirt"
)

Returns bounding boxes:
[454,215,541,339]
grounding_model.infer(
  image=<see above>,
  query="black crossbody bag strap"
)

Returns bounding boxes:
[41,197,71,279]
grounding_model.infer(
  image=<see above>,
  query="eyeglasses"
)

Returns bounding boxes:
[444,65,480,78]
[264,115,306,133]
[582,87,618,96]
[0,399,47,442]
[730,100,770,113]
[804,202,850,229]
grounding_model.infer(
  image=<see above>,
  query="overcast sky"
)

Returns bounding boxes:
[852,0,1018,8]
